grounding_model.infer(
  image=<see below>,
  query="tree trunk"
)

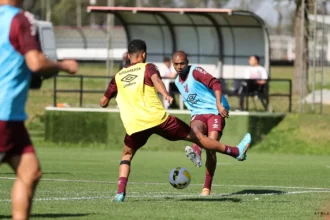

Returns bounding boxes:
[294,0,310,95]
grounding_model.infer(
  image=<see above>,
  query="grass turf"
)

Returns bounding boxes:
[255,113,330,155]
[0,147,330,220]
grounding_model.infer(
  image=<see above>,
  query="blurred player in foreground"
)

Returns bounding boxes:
[100,39,251,202]
[0,0,78,219]
[173,51,231,196]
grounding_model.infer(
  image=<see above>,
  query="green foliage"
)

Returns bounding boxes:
[44,110,284,150]
[45,111,112,145]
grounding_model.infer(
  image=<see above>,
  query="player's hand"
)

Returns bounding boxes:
[218,104,229,118]
[165,95,173,104]
[59,60,78,74]
[100,96,110,108]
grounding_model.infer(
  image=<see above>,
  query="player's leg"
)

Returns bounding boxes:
[157,116,251,161]
[7,152,42,220]
[187,114,249,160]
[0,121,41,219]
[202,150,216,196]
[113,130,152,202]
[202,132,220,196]
[186,127,250,160]
[185,118,207,168]
[113,143,137,202]
[202,115,223,196]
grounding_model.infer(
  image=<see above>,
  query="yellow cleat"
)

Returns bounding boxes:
[200,188,211,196]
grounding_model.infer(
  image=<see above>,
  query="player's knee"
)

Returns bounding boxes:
[193,129,205,141]
[122,147,135,161]
[188,128,203,143]
[19,167,42,187]
[29,167,42,185]
[35,169,42,182]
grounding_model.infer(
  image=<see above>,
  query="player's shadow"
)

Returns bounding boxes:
[0,213,90,219]
[179,189,286,202]
[180,197,241,203]
[228,189,286,196]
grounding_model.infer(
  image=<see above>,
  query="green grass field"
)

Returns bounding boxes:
[0,148,330,220]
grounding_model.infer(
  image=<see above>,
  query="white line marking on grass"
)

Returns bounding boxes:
[1,176,330,191]
[0,190,329,203]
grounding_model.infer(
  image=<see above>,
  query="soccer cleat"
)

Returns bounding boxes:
[236,133,252,161]
[200,188,211,196]
[112,192,125,202]
[185,146,202,168]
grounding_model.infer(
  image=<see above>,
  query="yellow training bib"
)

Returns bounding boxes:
[115,63,168,135]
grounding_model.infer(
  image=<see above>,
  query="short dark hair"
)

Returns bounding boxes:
[163,57,171,62]
[128,39,147,54]
[251,55,260,63]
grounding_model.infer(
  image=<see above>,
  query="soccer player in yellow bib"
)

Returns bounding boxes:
[100,39,251,202]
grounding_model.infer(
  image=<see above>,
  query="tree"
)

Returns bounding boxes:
[294,0,311,96]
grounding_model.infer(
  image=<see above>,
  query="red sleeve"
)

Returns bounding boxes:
[104,77,118,99]
[144,63,161,86]
[192,67,222,91]
[9,12,41,55]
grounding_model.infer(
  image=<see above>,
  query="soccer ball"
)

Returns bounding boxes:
[169,167,191,189]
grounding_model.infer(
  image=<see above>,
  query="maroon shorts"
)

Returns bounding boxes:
[0,121,35,162]
[191,114,225,134]
[124,115,191,149]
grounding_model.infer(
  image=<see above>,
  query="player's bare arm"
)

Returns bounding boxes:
[16,9,78,77]
[100,96,110,108]
[151,73,173,104]
[25,50,78,77]
[100,77,117,108]
[214,90,229,118]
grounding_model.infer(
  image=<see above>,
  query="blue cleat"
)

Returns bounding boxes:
[112,192,125,202]
[236,133,252,161]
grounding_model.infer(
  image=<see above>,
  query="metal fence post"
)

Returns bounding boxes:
[53,76,57,107]
[79,75,83,107]
[289,80,292,112]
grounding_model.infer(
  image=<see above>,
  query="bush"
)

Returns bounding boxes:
[45,110,284,150]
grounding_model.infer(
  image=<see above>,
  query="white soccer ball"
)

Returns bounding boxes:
[169,167,191,189]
